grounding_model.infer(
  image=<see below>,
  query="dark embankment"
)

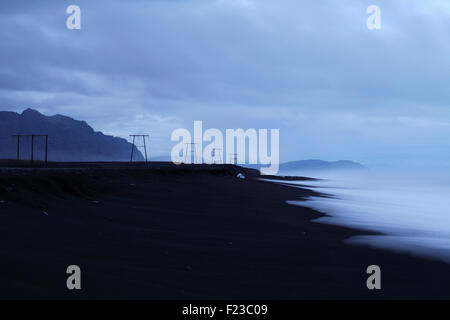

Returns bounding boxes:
[0,162,449,299]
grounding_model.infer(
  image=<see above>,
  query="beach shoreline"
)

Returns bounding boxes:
[0,162,449,299]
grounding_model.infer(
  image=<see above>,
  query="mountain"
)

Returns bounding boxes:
[0,108,144,162]
[279,159,364,173]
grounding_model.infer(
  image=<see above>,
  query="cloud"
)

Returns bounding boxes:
[0,0,449,164]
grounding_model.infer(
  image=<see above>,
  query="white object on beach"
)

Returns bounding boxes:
[236,173,246,179]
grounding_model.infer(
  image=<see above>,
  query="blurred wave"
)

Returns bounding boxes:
[282,168,450,263]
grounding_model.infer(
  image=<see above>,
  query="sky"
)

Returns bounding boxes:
[0,0,449,167]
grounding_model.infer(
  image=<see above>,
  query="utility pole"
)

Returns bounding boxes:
[31,135,34,163]
[45,135,48,163]
[16,135,20,160]
[130,135,136,163]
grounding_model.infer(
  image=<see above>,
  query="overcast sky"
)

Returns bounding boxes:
[1,0,449,166]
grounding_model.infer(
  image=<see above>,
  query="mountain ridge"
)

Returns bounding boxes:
[0,108,144,161]
[279,159,364,172]
[243,159,365,174]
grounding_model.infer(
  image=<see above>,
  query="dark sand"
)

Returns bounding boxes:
[0,162,449,299]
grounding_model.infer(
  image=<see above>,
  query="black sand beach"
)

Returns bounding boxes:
[0,162,449,299]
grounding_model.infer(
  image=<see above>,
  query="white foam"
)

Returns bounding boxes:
[271,169,450,264]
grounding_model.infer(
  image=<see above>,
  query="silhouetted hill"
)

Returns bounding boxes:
[0,108,144,161]
[279,159,364,173]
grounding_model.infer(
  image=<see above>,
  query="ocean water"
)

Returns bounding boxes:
[273,169,450,264]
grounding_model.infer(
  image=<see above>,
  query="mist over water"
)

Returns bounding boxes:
[280,167,450,264]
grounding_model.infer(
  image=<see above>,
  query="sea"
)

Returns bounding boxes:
[271,168,450,264]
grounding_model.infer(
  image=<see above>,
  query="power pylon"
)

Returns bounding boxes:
[12,134,48,164]
[211,148,223,164]
[129,135,149,165]
[184,142,199,164]
[228,153,238,164]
